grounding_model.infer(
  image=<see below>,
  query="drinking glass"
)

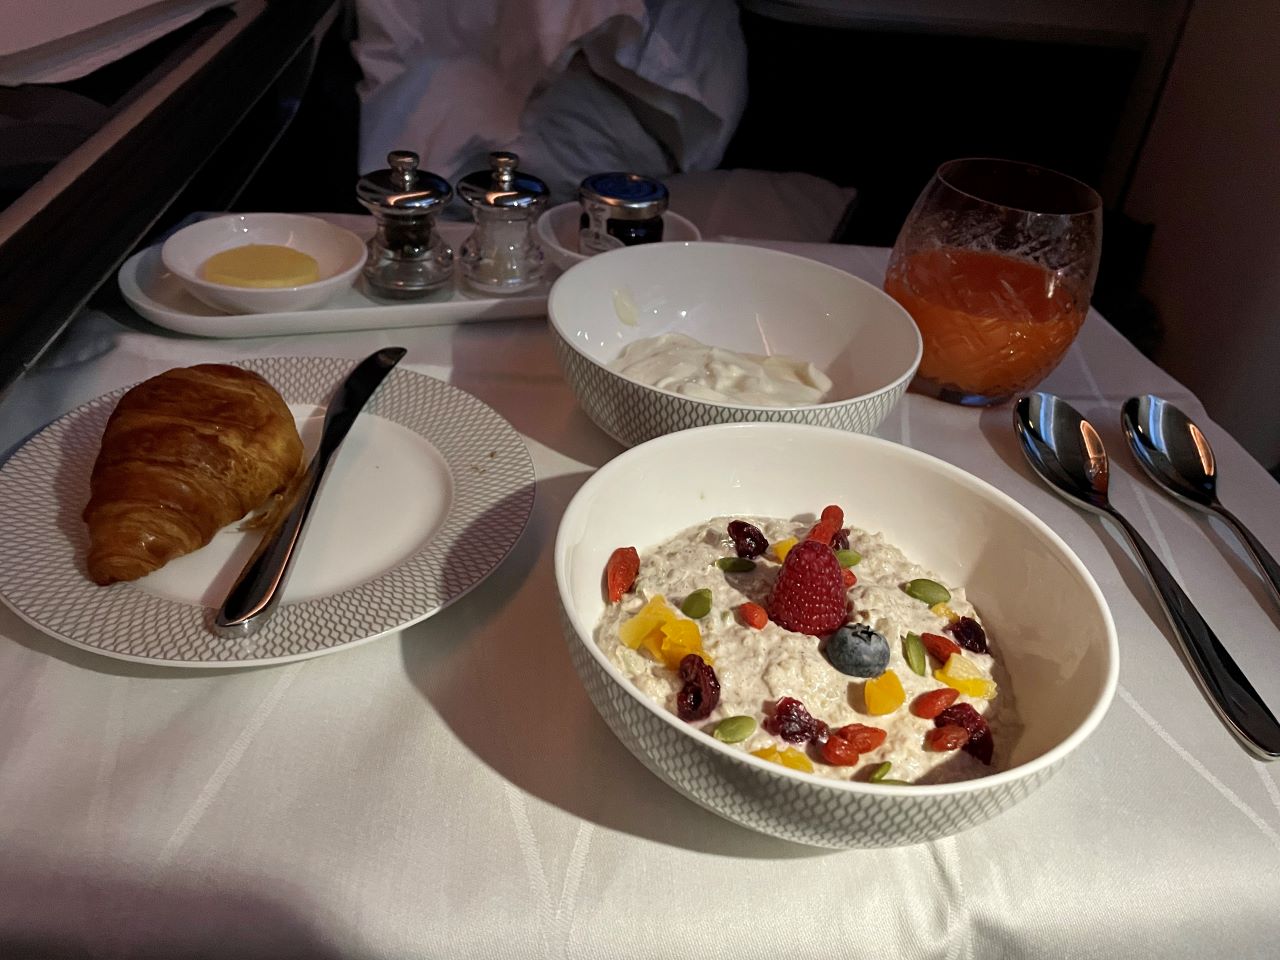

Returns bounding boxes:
[884,158,1103,406]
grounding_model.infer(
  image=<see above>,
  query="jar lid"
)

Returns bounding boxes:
[457,151,549,210]
[579,172,669,220]
[356,150,452,214]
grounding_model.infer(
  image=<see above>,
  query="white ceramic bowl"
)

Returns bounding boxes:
[555,422,1118,848]
[535,201,701,273]
[547,241,922,447]
[160,213,367,314]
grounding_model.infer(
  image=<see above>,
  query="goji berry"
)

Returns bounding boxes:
[832,723,886,752]
[925,725,970,752]
[842,568,858,588]
[604,546,640,603]
[911,687,960,719]
[739,601,768,629]
[820,505,844,527]
[920,631,962,662]
[820,734,860,766]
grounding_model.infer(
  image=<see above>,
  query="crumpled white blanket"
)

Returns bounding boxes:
[352,0,748,203]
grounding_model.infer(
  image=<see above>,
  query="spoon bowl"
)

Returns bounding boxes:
[1014,393,1111,512]
[1121,395,1217,509]
[1014,392,1280,759]
[1122,394,1280,611]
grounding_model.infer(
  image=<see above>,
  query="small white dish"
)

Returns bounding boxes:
[547,240,922,447]
[536,201,701,273]
[555,421,1119,847]
[160,213,367,314]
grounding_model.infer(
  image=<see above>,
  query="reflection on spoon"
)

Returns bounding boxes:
[1122,395,1280,613]
[1014,392,1280,760]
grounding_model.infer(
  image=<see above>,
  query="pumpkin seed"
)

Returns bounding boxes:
[903,632,927,676]
[714,715,757,743]
[869,761,907,785]
[680,588,713,619]
[904,578,951,605]
[716,557,756,573]
[835,549,862,567]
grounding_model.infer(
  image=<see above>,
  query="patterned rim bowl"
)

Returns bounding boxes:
[554,422,1118,848]
[546,241,922,448]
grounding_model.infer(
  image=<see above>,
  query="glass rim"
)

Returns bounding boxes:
[935,158,1102,217]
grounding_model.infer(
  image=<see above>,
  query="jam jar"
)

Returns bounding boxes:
[356,150,454,299]
[456,151,549,294]
[578,172,668,255]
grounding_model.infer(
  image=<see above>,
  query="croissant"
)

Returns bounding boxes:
[82,364,304,585]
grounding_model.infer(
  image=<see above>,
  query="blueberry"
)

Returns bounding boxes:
[825,623,890,678]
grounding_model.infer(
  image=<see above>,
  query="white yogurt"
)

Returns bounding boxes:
[594,516,1017,784]
[607,333,832,406]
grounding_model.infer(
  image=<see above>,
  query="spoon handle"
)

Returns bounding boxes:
[1210,503,1280,613]
[1106,506,1280,759]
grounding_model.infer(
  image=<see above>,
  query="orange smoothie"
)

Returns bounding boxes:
[884,247,1085,399]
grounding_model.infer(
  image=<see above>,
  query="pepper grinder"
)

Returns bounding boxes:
[457,151,548,295]
[356,150,453,299]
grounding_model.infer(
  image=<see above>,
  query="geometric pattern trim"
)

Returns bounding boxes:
[0,356,536,667]
[551,334,909,448]
[561,611,1061,849]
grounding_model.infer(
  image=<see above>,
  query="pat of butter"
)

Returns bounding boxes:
[201,244,320,288]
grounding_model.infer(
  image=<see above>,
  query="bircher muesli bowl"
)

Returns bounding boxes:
[546,241,922,448]
[553,422,1117,848]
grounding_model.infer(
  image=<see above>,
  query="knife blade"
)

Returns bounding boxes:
[214,346,407,638]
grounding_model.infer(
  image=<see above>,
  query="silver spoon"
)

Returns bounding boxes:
[1122,395,1280,613]
[1014,392,1280,760]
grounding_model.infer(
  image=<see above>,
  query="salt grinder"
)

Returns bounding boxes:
[356,150,453,298]
[457,151,548,294]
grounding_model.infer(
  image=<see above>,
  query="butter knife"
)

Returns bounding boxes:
[215,346,407,637]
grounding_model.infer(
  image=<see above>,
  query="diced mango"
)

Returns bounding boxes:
[930,602,959,621]
[619,594,709,669]
[864,669,906,715]
[934,654,997,699]
[773,537,799,562]
[751,745,815,773]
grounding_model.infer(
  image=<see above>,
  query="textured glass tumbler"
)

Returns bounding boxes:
[884,158,1103,406]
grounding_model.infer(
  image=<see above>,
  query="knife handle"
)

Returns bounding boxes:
[214,462,326,638]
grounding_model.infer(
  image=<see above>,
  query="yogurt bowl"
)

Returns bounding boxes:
[547,241,922,447]
[554,422,1118,848]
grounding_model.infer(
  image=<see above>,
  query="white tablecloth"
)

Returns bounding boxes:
[3,244,1280,959]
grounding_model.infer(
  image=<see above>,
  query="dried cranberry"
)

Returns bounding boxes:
[947,616,988,654]
[727,520,769,559]
[831,528,850,551]
[935,703,993,765]
[763,696,829,744]
[675,655,720,721]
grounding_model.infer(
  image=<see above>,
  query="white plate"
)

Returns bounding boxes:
[0,357,536,667]
[117,216,549,338]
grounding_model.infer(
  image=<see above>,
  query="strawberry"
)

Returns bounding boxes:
[766,539,847,635]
